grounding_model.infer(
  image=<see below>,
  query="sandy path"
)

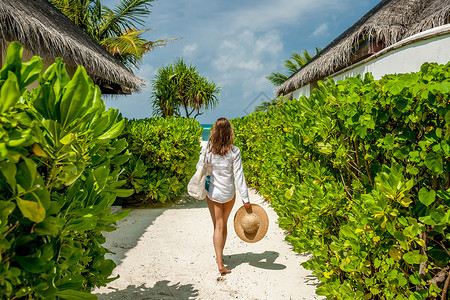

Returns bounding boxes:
[94,189,324,300]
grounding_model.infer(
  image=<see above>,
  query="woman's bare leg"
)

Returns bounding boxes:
[221,195,236,250]
[206,196,235,274]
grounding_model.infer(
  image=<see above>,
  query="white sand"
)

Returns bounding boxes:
[94,189,324,300]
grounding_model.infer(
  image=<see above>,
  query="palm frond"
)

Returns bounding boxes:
[99,0,153,37]
[266,72,288,87]
[302,49,313,61]
[283,59,301,74]
[268,48,321,87]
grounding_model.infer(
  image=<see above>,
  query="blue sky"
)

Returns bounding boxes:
[103,0,380,123]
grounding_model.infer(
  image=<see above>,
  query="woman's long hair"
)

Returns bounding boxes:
[207,118,234,156]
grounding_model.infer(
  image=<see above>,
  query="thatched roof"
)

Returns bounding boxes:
[0,0,145,94]
[276,0,450,97]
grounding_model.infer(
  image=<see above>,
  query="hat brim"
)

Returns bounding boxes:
[234,204,269,243]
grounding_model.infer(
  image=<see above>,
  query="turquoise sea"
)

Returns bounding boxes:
[200,124,213,141]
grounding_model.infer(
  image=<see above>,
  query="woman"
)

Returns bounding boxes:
[197,118,251,275]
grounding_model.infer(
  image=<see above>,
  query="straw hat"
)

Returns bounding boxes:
[234,204,269,243]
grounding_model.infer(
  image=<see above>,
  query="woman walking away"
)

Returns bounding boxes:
[196,118,251,275]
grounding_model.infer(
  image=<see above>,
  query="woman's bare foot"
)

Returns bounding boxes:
[217,260,231,275]
[218,264,231,275]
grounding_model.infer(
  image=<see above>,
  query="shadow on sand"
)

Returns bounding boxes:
[96,280,199,300]
[225,250,286,271]
[105,195,207,266]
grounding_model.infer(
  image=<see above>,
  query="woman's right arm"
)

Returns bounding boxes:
[196,147,205,169]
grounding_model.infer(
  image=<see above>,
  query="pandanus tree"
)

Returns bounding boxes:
[50,0,173,68]
[151,58,220,119]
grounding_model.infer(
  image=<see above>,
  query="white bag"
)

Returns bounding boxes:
[188,151,212,200]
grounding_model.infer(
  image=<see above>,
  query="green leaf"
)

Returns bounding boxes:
[16,198,45,223]
[112,188,134,198]
[0,41,23,80]
[370,287,381,295]
[315,286,330,296]
[14,255,50,273]
[102,209,130,223]
[34,216,63,236]
[430,209,445,223]
[424,152,443,174]
[393,231,407,241]
[403,251,427,265]
[418,188,436,206]
[63,217,96,233]
[98,119,125,140]
[0,71,21,113]
[389,247,402,261]
[440,81,450,94]
[445,110,450,124]
[418,215,438,225]
[0,201,16,218]
[16,158,50,209]
[94,258,116,277]
[34,83,57,119]
[19,56,43,88]
[409,272,421,285]
[59,67,90,128]
[0,161,17,192]
[384,80,405,95]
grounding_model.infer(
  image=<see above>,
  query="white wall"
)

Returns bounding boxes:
[292,83,311,99]
[332,32,450,83]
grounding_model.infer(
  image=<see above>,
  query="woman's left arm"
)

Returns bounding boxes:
[233,147,250,205]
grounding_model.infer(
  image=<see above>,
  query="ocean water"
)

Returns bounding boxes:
[200,124,213,141]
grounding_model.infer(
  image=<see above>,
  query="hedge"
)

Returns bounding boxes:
[232,62,450,299]
[0,42,129,299]
[118,117,202,204]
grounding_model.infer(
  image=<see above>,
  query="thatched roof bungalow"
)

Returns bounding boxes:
[276,0,450,98]
[0,0,145,94]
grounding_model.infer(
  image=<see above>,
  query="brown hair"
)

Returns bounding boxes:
[207,118,234,156]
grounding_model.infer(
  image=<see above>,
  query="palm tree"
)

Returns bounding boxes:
[151,65,179,117]
[50,0,172,68]
[257,48,321,113]
[151,58,220,119]
[266,47,322,87]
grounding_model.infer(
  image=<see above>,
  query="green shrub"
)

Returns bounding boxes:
[0,42,129,299]
[119,117,202,204]
[232,62,450,299]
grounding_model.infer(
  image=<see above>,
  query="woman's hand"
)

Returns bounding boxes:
[243,202,251,210]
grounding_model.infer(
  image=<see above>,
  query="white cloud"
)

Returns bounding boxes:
[135,63,156,85]
[212,30,282,89]
[183,43,198,56]
[312,23,329,37]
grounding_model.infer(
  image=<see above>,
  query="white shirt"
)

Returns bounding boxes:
[196,145,250,203]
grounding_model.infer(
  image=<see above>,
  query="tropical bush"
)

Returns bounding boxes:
[232,62,450,299]
[0,42,129,299]
[119,116,202,204]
